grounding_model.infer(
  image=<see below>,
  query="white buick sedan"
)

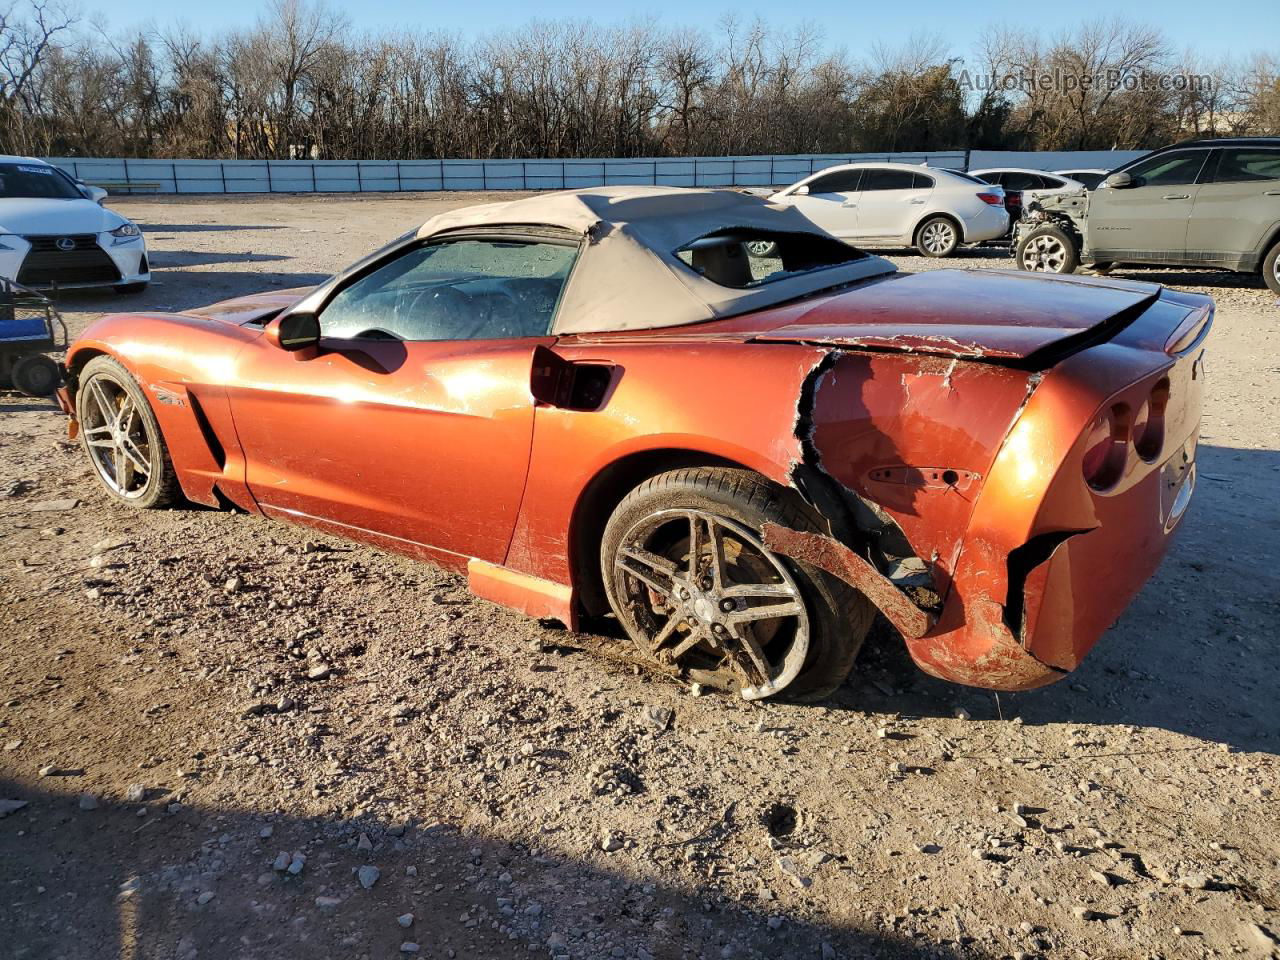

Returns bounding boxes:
[757,162,1008,257]
[0,156,150,294]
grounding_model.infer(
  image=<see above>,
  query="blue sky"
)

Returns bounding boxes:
[96,0,1273,63]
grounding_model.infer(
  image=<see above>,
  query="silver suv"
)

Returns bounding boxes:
[1014,138,1280,295]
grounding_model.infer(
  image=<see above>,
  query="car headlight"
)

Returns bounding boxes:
[109,223,142,241]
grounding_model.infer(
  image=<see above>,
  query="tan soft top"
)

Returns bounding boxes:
[413,186,896,334]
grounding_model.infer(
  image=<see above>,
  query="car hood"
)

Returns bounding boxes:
[0,197,126,235]
[181,287,317,326]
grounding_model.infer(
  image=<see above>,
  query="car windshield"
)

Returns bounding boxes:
[0,163,82,200]
[675,229,866,289]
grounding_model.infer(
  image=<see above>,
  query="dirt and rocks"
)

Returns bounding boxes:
[1,193,1277,960]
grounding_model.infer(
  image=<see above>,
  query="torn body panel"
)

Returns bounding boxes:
[761,522,935,640]
[786,292,1210,690]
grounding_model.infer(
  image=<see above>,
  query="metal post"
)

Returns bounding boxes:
[220,162,227,193]
[123,156,131,192]
[266,161,273,193]
[312,163,317,192]
[172,162,177,194]
[356,162,363,192]
[521,160,526,190]
[395,161,402,192]
[481,161,487,190]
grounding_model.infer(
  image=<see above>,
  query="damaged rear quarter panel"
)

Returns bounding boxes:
[805,351,1041,592]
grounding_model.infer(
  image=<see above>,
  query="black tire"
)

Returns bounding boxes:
[600,468,875,702]
[11,354,60,397]
[915,216,960,258]
[1016,224,1079,274]
[114,282,148,295]
[1263,239,1280,296]
[75,355,180,509]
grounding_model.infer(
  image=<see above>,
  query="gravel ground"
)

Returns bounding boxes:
[1,193,1278,960]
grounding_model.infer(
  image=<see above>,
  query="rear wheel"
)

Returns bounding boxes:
[1016,224,1079,274]
[1263,239,1280,296]
[601,468,874,701]
[915,216,960,257]
[75,355,180,509]
[11,354,59,397]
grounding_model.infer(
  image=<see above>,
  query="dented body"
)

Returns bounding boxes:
[59,210,1212,693]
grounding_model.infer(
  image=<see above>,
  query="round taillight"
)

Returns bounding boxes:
[1082,403,1130,490]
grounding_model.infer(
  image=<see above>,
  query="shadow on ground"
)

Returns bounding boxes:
[834,443,1280,756]
[0,778,981,960]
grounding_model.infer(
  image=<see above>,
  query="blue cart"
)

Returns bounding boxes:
[0,278,66,397]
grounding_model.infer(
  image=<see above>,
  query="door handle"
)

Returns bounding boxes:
[909,198,926,204]
[841,200,857,208]
[1162,194,1190,200]
[1266,190,1280,196]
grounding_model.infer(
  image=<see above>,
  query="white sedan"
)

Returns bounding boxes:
[1053,168,1109,190]
[0,156,150,294]
[758,162,1008,257]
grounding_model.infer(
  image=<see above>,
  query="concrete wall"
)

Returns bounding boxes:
[43,149,1148,195]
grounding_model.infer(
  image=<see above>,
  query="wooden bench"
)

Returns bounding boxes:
[91,181,163,195]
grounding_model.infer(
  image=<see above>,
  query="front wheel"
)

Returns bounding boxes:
[75,355,180,508]
[1263,239,1280,296]
[600,468,874,701]
[1016,225,1079,274]
[744,240,778,258]
[915,216,960,257]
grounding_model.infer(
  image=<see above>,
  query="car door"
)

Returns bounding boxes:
[780,168,863,237]
[850,168,933,243]
[227,232,580,566]
[1185,147,1280,268]
[1087,149,1211,262]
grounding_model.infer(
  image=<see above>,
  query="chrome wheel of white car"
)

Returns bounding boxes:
[1021,234,1069,272]
[917,218,959,257]
[1015,224,1079,275]
[1265,239,1280,296]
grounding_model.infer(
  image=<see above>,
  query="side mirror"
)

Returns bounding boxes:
[79,183,108,204]
[1104,172,1132,189]
[266,312,320,352]
[794,184,810,196]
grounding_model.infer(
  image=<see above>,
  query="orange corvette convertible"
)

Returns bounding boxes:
[57,187,1211,701]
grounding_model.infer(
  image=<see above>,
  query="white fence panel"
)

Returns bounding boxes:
[43,149,1150,195]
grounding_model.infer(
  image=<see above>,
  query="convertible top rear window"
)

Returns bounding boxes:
[675,229,866,289]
